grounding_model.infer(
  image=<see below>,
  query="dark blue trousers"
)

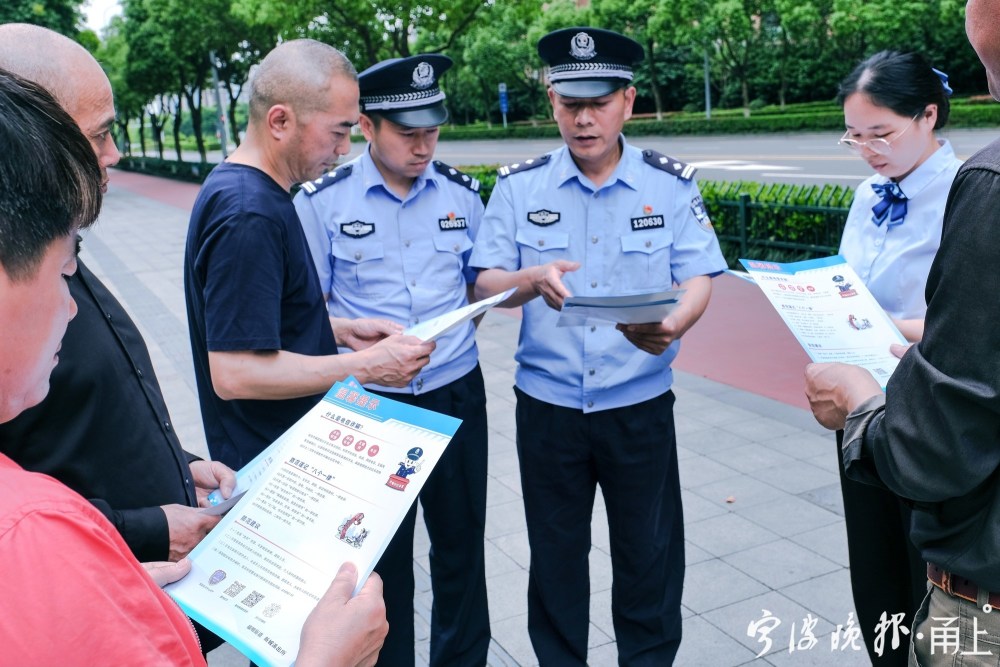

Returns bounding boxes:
[373,366,490,667]
[515,388,684,666]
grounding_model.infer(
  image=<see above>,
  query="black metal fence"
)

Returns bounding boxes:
[700,180,854,267]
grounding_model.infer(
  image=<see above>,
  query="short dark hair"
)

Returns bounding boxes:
[837,51,951,129]
[248,39,357,123]
[0,67,102,282]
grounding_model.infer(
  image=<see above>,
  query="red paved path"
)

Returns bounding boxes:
[108,168,811,410]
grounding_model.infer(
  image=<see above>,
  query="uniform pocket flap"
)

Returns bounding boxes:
[433,234,474,254]
[515,230,571,252]
[331,238,385,263]
[621,232,673,255]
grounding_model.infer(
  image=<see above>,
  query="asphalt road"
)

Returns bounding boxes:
[426,128,997,185]
[141,127,997,185]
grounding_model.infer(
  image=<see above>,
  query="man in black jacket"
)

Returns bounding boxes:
[806,2,1000,663]
[0,23,234,569]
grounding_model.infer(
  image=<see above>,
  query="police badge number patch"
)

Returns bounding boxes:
[630,213,665,231]
[690,196,714,232]
[527,209,561,226]
[438,214,468,231]
[341,221,375,238]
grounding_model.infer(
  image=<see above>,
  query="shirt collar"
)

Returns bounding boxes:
[885,139,957,199]
[553,134,639,192]
[360,145,434,201]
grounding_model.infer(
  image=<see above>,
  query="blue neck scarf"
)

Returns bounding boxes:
[871,182,908,227]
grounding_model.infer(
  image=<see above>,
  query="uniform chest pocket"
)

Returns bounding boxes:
[428,234,474,290]
[617,232,673,292]
[330,237,388,296]
[515,230,571,267]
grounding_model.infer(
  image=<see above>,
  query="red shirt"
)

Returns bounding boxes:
[0,454,205,666]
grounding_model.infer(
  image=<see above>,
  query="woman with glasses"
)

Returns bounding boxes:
[834,50,961,666]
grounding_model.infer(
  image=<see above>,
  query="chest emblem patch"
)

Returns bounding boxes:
[341,221,375,238]
[527,209,561,226]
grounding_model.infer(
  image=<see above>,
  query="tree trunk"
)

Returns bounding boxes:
[116,118,131,157]
[150,111,166,160]
[227,89,241,147]
[172,98,183,161]
[138,109,147,156]
[741,77,750,118]
[646,38,663,121]
[184,87,207,163]
[779,34,789,111]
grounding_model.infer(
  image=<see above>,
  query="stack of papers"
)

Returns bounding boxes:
[557,289,685,327]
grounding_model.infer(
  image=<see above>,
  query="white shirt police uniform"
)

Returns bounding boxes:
[839,140,962,319]
[470,137,727,413]
[294,147,484,394]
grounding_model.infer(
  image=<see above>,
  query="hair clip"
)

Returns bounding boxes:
[932,68,953,97]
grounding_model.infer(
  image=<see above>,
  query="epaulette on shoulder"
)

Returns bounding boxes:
[300,164,354,196]
[497,154,551,179]
[433,160,480,193]
[642,149,696,181]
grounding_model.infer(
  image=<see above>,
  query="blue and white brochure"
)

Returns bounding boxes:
[740,255,907,389]
[166,377,461,667]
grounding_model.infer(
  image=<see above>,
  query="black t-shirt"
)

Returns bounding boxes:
[184,163,336,469]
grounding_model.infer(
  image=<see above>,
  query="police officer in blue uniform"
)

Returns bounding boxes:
[294,54,490,667]
[470,28,727,666]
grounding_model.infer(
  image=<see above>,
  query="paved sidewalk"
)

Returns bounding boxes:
[82,169,875,666]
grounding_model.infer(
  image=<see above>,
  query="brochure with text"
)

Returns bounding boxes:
[740,256,906,388]
[167,378,461,666]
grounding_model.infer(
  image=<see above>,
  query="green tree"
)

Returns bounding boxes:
[122,0,256,161]
[233,0,491,69]
[829,0,939,63]
[97,15,148,156]
[443,1,546,126]
[212,25,277,147]
[0,0,83,37]
[592,0,675,118]
[120,0,185,158]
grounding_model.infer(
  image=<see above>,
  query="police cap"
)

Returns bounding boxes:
[358,54,453,128]
[538,27,643,99]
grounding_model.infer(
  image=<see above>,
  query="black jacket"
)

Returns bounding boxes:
[844,138,1000,589]
[0,259,199,561]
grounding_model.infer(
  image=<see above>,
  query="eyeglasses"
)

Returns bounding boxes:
[838,113,920,156]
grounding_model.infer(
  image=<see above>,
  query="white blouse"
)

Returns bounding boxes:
[839,139,962,319]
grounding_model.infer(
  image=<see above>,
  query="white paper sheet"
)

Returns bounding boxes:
[403,287,517,341]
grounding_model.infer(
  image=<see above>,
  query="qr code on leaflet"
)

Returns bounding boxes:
[241,591,265,608]
[223,581,246,598]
